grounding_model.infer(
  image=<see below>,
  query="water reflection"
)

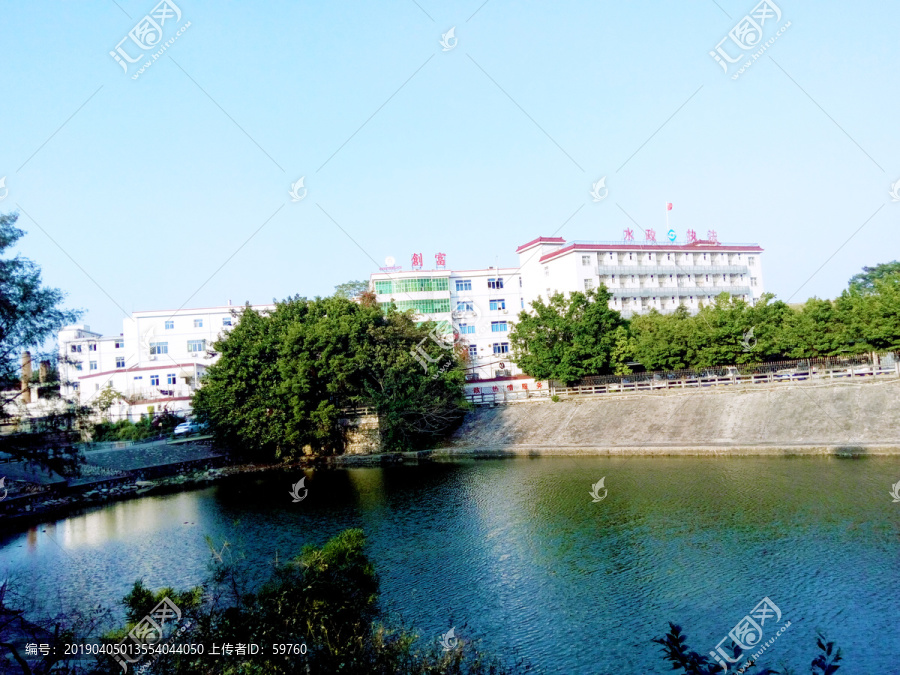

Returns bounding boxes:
[0,456,898,673]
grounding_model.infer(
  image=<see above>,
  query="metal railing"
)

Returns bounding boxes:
[596,265,749,276]
[549,353,899,399]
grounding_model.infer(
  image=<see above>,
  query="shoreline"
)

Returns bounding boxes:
[3,442,899,535]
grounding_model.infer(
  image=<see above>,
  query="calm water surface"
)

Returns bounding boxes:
[2,456,899,673]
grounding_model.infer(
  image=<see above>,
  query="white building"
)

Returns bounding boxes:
[370,267,526,381]
[516,234,765,318]
[58,303,273,420]
[371,234,764,381]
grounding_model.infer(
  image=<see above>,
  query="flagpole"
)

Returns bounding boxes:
[665,202,669,232]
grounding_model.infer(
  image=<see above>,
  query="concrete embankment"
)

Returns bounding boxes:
[443,379,900,456]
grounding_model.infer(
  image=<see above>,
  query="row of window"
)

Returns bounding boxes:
[70,339,125,353]
[380,299,452,314]
[163,317,232,329]
[455,277,510,291]
[581,253,757,264]
[374,278,450,295]
[148,340,207,355]
[457,321,508,333]
[132,374,178,385]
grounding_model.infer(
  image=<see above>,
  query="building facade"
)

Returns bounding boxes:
[516,235,765,318]
[371,235,764,380]
[370,268,526,381]
[58,303,273,420]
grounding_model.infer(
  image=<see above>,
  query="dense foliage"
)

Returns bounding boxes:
[508,287,628,383]
[90,411,186,442]
[509,263,900,382]
[0,213,81,406]
[191,295,468,459]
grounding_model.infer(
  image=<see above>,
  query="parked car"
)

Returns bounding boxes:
[173,421,205,436]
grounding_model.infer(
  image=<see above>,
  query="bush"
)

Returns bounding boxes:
[551,395,560,403]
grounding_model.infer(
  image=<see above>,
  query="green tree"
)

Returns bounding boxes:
[192,296,467,460]
[97,530,527,675]
[775,297,847,358]
[508,287,626,384]
[333,279,371,300]
[847,260,900,294]
[835,274,900,352]
[0,213,81,408]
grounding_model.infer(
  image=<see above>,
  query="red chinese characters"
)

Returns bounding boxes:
[435,252,446,268]
[686,229,698,243]
[623,228,635,241]
[411,253,423,269]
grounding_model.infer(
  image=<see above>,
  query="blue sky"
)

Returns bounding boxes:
[1,0,898,336]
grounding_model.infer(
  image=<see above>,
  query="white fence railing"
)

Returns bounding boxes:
[463,353,900,405]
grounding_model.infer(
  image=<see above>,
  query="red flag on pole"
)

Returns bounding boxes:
[666,203,673,211]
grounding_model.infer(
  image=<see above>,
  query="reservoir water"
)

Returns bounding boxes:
[2,456,899,673]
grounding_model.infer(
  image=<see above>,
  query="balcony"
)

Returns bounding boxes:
[609,286,752,299]
[596,264,749,277]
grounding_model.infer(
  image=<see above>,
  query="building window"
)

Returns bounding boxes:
[748,256,756,266]
[134,375,143,381]
[492,342,510,355]
[544,267,550,277]
[150,375,159,386]
[456,301,474,312]
[455,279,472,292]
[222,317,233,326]
[150,341,168,355]
[193,319,203,328]
[520,298,524,309]
[582,255,592,266]
[74,362,82,371]
[165,320,174,330]
[89,361,97,371]
[667,253,671,260]
[88,343,97,351]
[467,345,477,357]
[115,340,124,348]
[628,253,633,260]
[584,278,595,291]
[187,339,206,352]
[70,344,82,353]
[487,278,504,289]
[72,382,79,391]
[116,357,125,368]
[167,373,176,385]
[491,321,508,332]
[457,323,475,335]
[519,277,522,287]
[751,277,758,287]
[489,299,506,311]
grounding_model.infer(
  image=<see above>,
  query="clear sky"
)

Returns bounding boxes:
[1,0,897,336]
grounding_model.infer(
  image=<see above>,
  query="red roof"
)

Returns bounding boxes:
[515,236,566,254]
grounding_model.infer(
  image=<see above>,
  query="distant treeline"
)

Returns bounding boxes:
[510,262,900,384]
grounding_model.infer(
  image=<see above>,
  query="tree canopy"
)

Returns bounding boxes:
[191,295,468,459]
[0,212,81,399]
[508,287,628,384]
